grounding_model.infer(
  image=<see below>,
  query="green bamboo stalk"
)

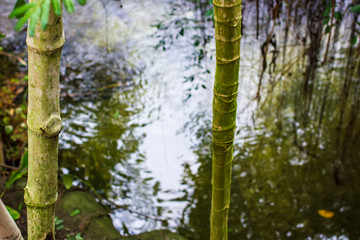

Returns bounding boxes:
[0,200,23,240]
[25,1,64,239]
[210,1,241,240]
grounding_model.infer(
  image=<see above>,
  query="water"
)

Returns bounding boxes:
[1,0,360,239]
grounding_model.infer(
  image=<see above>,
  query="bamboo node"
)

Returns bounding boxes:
[213,181,232,191]
[24,187,58,208]
[41,115,62,138]
[214,160,233,169]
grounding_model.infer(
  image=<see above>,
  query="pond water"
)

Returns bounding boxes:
[1,0,360,239]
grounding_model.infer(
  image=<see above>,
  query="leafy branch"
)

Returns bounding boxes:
[9,0,86,37]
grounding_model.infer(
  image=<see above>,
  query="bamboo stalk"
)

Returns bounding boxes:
[210,0,242,239]
[0,200,23,240]
[25,1,64,239]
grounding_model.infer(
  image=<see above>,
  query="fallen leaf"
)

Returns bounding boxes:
[318,209,334,218]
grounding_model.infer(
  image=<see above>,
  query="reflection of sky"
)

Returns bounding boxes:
[59,0,261,233]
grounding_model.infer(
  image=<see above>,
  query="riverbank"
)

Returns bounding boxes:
[0,176,186,240]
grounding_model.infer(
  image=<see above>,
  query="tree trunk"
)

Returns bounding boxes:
[0,200,23,240]
[210,1,241,240]
[25,1,64,239]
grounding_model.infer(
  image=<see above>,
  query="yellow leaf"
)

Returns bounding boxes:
[318,209,334,218]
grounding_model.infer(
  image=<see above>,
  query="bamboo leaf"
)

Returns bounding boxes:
[9,0,28,19]
[64,0,75,13]
[10,2,36,19]
[29,5,41,37]
[351,4,360,13]
[77,0,87,6]
[63,174,73,190]
[41,0,51,30]
[5,205,20,220]
[6,150,28,188]
[51,0,62,16]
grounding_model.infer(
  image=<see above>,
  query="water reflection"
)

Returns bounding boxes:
[1,0,360,238]
[177,1,360,239]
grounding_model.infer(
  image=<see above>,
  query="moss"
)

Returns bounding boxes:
[125,230,187,240]
[56,191,122,239]
[82,216,123,240]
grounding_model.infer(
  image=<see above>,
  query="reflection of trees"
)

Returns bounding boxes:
[178,1,360,238]
[59,89,165,232]
[59,93,145,197]
[179,67,360,238]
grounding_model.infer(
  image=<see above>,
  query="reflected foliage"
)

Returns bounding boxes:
[178,0,360,239]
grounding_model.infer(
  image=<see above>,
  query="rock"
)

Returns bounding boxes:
[125,230,187,240]
[56,190,122,240]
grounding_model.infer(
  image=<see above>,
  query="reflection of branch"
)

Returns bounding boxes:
[61,82,123,98]
[323,0,335,64]
[258,48,308,112]
[256,0,281,102]
[0,51,27,66]
[69,185,167,223]
[112,203,168,222]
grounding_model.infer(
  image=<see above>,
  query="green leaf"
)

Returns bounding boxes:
[208,0,213,5]
[351,4,360,13]
[70,209,80,216]
[40,0,51,30]
[0,33,5,39]
[325,25,330,34]
[18,202,23,211]
[206,9,213,17]
[114,110,120,119]
[29,5,41,37]
[63,175,73,190]
[323,5,331,17]
[55,217,63,225]
[5,205,20,220]
[351,36,357,46]
[75,233,84,240]
[64,0,75,13]
[51,0,62,16]
[77,0,87,6]
[322,16,329,26]
[5,125,13,135]
[334,11,342,21]
[9,0,27,19]
[6,150,28,188]
[10,2,36,19]
[57,224,64,230]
